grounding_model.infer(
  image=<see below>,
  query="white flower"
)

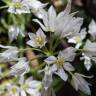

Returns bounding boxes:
[8,0,47,18]
[27,28,46,48]
[27,0,47,18]
[68,28,87,49]
[8,0,30,14]
[88,20,96,40]
[44,47,76,81]
[0,45,19,63]
[71,73,91,95]
[33,0,83,38]
[81,40,96,70]
[6,84,19,96]
[10,57,30,76]
[9,25,25,42]
[81,53,92,70]
[42,86,56,96]
[33,5,56,32]
[18,76,42,96]
[42,65,57,90]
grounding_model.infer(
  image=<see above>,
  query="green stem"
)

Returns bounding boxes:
[17,34,24,57]
[0,6,8,10]
[53,38,60,51]
[19,47,46,54]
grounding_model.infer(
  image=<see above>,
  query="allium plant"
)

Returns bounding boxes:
[0,0,96,96]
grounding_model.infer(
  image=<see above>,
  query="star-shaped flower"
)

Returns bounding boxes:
[33,0,83,39]
[68,28,87,49]
[8,25,25,42]
[18,76,43,96]
[88,20,96,41]
[0,45,19,63]
[10,57,30,76]
[71,73,91,95]
[8,0,30,14]
[27,28,47,48]
[81,40,96,70]
[44,47,76,81]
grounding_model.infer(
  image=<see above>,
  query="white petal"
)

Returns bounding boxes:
[71,76,79,91]
[10,58,30,76]
[28,80,42,89]
[33,19,47,31]
[64,62,75,71]
[55,68,68,81]
[80,28,87,40]
[88,20,96,40]
[68,37,77,44]
[26,40,38,48]
[75,73,91,95]
[8,6,15,13]
[44,56,57,65]
[50,64,57,73]
[27,89,41,96]
[84,56,92,70]
[48,6,56,32]
[19,75,25,85]
[59,47,76,62]
[41,10,49,28]
[20,90,27,96]
[43,72,53,90]
[75,43,82,49]
[84,40,96,56]
[0,44,11,49]
[28,33,36,40]
[57,0,71,19]
[36,28,46,39]
[25,76,33,83]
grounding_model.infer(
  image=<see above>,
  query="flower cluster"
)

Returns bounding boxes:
[0,0,96,96]
[8,0,47,18]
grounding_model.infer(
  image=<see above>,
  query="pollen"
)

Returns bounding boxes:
[74,36,81,43]
[56,57,64,66]
[37,83,43,91]
[14,2,23,9]
[21,84,29,90]
[35,37,44,45]
[12,87,17,94]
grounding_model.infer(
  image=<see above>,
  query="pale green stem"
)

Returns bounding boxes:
[0,6,8,10]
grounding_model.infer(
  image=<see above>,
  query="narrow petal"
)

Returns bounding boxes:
[25,76,33,83]
[44,56,57,65]
[20,90,27,96]
[88,20,96,40]
[0,44,11,49]
[59,47,76,62]
[33,19,47,31]
[48,6,56,32]
[71,76,78,91]
[26,40,38,48]
[50,64,57,73]
[28,33,36,40]
[55,68,68,81]
[68,37,77,44]
[84,56,92,70]
[80,28,87,40]
[64,62,75,71]
[36,28,46,39]
[75,73,91,95]
[57,0,71,19]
